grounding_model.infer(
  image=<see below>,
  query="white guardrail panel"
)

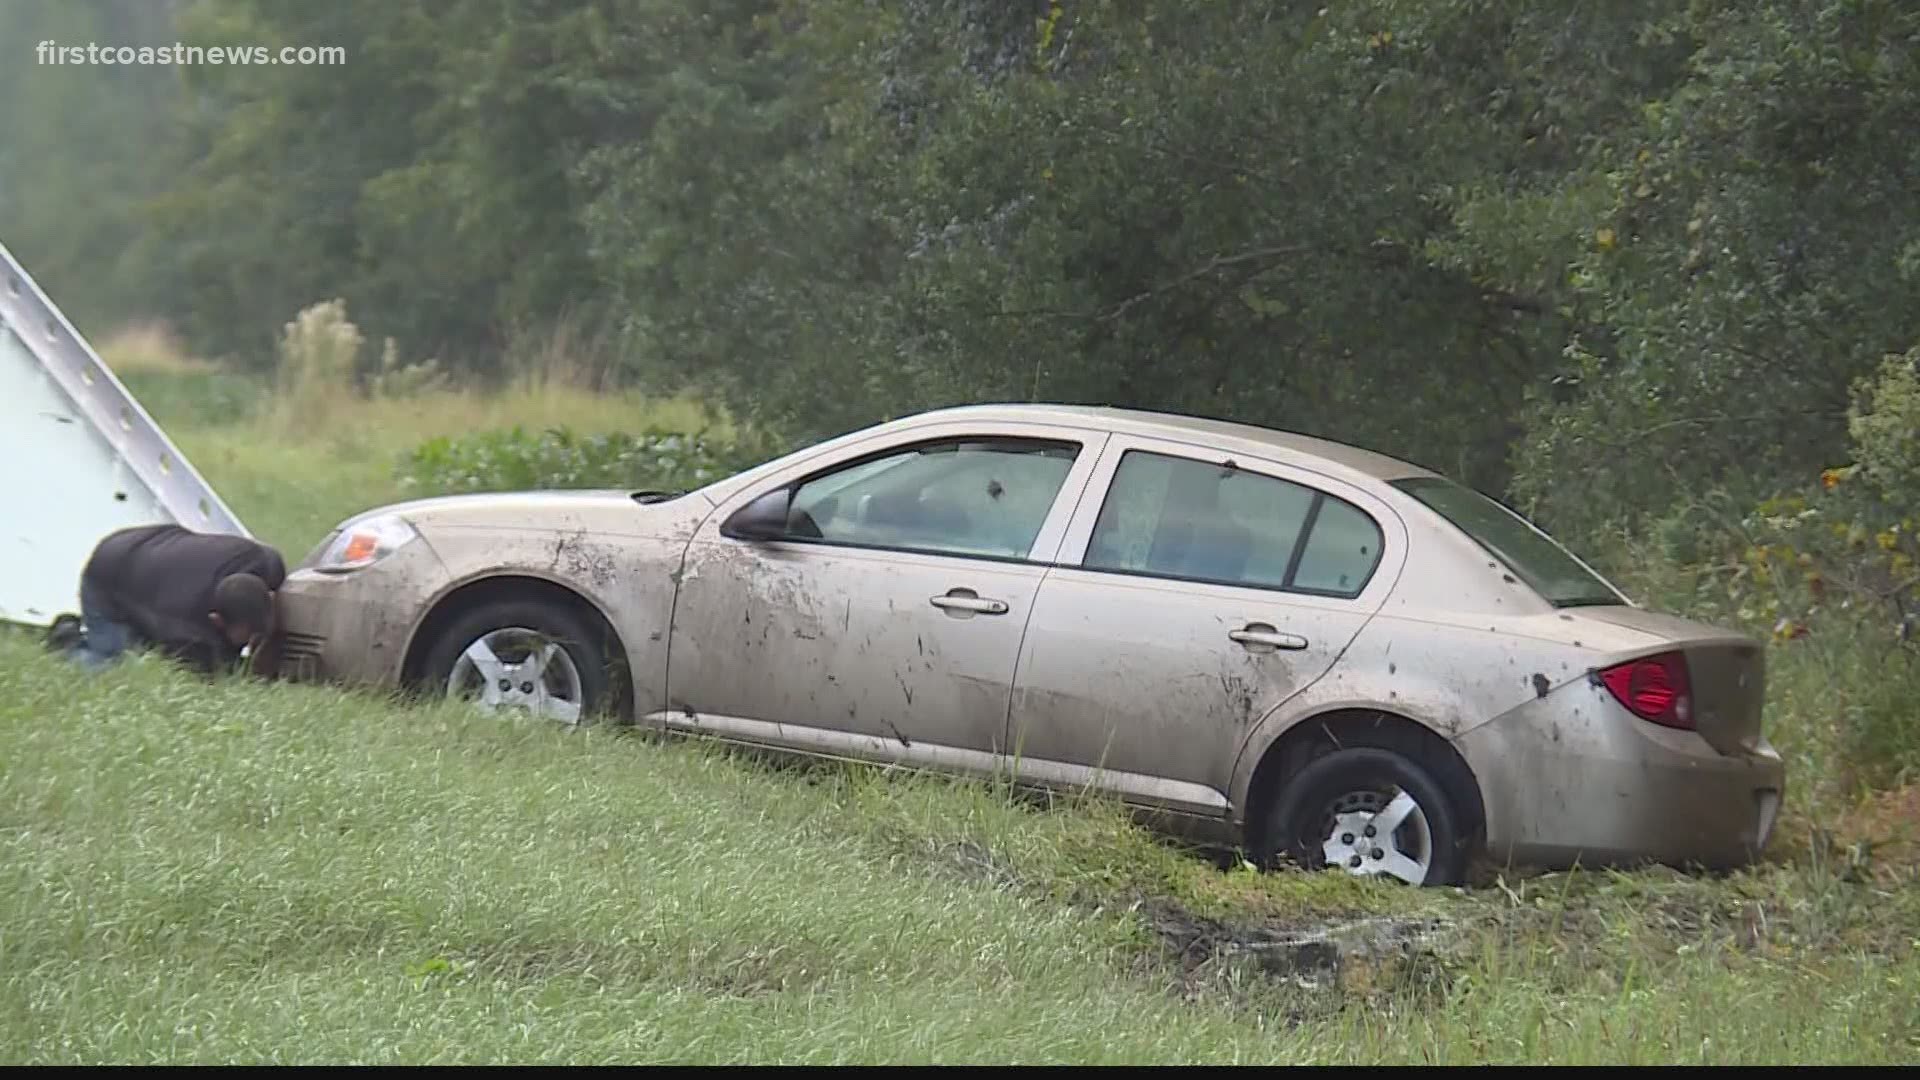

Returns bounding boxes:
[0,239,248,627]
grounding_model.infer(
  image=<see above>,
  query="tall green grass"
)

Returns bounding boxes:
[1,635,1915,1064]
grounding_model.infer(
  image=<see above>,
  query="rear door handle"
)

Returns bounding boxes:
[1230,624,1307,650]
[931,589,1009,615]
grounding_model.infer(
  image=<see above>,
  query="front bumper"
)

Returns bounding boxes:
[1455,684,1786,872]
[274,538,450,687]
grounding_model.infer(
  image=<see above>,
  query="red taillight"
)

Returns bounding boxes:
[1598,651,1693,729]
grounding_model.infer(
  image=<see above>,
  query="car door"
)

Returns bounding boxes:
[1004,435,1403,816]
[663,420,1109,776]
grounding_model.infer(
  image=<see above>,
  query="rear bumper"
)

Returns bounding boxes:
[273,540,449,686]
[1455,682,1785,872]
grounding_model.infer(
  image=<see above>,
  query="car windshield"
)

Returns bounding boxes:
[1392,477,1625,608]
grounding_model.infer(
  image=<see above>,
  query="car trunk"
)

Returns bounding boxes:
[1568,606,1768,757]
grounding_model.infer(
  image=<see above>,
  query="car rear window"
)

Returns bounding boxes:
[1392,477,1624,608]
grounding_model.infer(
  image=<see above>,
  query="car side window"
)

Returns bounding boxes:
[1290,495,1383,596]
[1082,450,1382,598]
[783,438,1080,559]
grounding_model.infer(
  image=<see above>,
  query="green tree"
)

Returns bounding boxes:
[146,0,780,377]
[1447,0,1920,543]
[15,0,1912,558]
[0,0,182,334]
[588,1,1576,489]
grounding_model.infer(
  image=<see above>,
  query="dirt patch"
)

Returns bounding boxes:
[884,831,1466,1008]
[1144,899,1460,996]
[1830,783,1920,884]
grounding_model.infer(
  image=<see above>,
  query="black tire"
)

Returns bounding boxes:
[420,597,615,725]
[1262,746,1468,887]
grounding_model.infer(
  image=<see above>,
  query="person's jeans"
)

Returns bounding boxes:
[72,581,137,671]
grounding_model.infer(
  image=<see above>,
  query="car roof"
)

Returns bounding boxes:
[890,403,1444,486]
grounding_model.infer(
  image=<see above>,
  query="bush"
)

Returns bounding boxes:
[1727,484,1920,792]
[1732,351,1920,644]
[271,300,448,435]
[1639,352,1920,794]
[396,425,744,496]
[272,300,361,433]
[1847,347,1920,502]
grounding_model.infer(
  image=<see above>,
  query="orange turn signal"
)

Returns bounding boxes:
[341,533,378,564]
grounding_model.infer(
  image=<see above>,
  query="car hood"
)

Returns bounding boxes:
[340,488,717,537]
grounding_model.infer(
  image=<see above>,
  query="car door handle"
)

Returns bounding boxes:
[930,590,1009,615]
[1230,625,1307,650]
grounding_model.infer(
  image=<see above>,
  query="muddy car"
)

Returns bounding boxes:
[274,404,1784,885]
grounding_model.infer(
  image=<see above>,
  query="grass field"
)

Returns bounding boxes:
[3,329,1918,1063]
[5,636,1919,1064]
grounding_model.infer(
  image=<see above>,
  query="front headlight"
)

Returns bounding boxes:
[311,513,420,573]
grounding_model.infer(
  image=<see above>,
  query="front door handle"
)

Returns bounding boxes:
[1230,624,1308,650]
[930,589,1009,615]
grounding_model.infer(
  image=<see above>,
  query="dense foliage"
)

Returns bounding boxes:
[396,426,743,496]
[6,0,1917,545]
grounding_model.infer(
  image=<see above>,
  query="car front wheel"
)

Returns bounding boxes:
[422,598,612,726]
[1262,747,1467,887]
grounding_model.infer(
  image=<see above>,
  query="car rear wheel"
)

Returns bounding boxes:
[1263,747,1467,887]
[422,598,611,727]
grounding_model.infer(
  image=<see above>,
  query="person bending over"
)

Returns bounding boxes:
[49,523,287,677]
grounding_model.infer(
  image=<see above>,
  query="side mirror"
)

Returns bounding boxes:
[721,487,792,541]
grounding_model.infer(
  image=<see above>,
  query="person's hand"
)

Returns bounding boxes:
[248,632,285,680]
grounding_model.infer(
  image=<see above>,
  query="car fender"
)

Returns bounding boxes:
[400,524,690,714]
